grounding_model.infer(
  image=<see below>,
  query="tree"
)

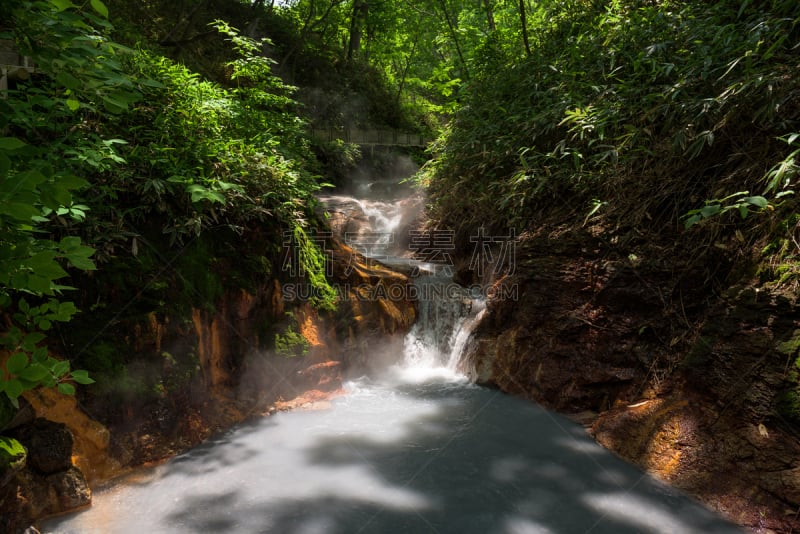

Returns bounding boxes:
[518,0,531,56]
[346,0,369,60]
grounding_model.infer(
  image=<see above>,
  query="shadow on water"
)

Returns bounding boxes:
[45,377,743,534]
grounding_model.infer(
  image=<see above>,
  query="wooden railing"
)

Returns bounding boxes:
[310,127,432,147]
[0,39,34,96]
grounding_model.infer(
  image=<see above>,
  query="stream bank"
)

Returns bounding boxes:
[0,232,416,533]
[462,224,800,532]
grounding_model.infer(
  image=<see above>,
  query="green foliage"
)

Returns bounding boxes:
[0,0,145,406]
[312,139,362,186]
[274,314,309,358]
[423,0,800,235]
[289,226,338,311]
[778,330,800,422]
[0,436,26,469]
[682,192,773,229]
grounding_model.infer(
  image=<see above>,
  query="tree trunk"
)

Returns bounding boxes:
[347,0,369,61]
[483,0,496,32]
[519,0,531,57]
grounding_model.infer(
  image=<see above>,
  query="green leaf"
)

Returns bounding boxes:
[65,254,96,271]
[20,332,46,352]
[6,353,28,375]
[0,138,27,151]
[90,0,108,18]
[28,274,53,294]
[0,152,10,176]
[70,369,94,385]
[102,96,129,113]
[59,236,82,251]
[27,251,69,280]
[31,347,48,364]
[5,379,24,401]
[187,184,226,204]
[52,360,70,378]
[56,72,82,91]
[56,175,90,190]
[13,170,49,190]
[18,364,50,382]
[699,205,721,218]
[0,436,27,465]
[55,301,77,321]
[39,183,74,209]
[57,382,75,396]
[0,203,40,221]
[66,98,81,112]
[743,196,768,209]
[48,0,76,11]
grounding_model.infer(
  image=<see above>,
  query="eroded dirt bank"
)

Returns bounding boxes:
[463,225,800,532]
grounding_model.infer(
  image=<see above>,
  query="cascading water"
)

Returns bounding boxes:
[401,272,484,374]
[42,171,743,534]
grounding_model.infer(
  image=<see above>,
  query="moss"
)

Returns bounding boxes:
[682,335,716,367]
[777,333,800,422]
[778,330,800,357]
[0,436,26,470]
[274,327,309,358]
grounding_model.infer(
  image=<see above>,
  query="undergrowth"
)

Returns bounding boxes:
[423,0,800,254]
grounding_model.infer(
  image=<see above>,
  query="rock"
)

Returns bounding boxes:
[296,361,342,391]
[3,398,36,433]
[10,419,73,475]
[0,395,35,436]
[47,466,91,511]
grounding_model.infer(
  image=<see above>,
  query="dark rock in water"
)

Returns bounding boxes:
[10,419,73,475]
[47,466,91,511]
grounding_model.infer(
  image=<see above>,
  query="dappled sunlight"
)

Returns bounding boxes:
[583,490,738,534]
[44,368,743,533]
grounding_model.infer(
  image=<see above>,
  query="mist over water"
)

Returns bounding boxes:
[42,164,743,534]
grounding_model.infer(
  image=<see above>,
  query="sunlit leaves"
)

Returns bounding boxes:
[90,0,109,19]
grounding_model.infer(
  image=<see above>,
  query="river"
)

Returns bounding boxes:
[42,170,742,534]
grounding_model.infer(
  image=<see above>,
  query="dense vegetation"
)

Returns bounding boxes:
[0,0,341,415]
[424,0,799,241]
[1,1,800,526]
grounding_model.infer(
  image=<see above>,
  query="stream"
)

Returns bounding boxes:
[42,172,742,534]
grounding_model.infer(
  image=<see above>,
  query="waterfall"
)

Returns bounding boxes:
[320,178,484,377]
[402,272,484,375]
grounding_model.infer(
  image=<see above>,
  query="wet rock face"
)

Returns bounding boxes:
[461,226,800,531]
[462,231,664,412]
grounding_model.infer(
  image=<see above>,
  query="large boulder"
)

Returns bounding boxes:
[10,419,72,475]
